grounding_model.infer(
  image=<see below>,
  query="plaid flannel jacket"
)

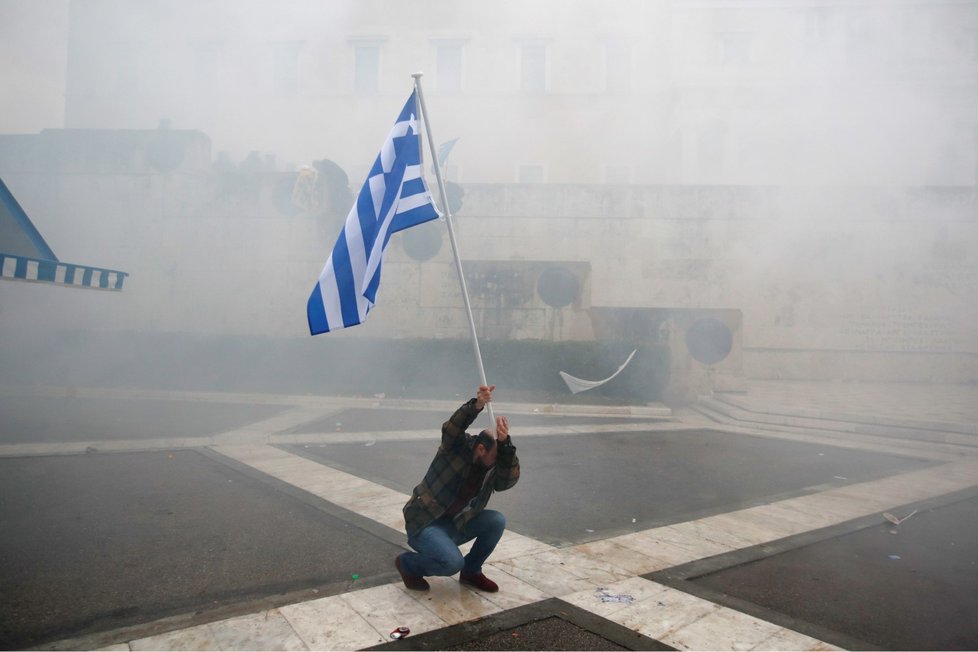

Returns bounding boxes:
[402,398,520,537]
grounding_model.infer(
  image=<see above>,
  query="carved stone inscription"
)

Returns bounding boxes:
[839,311,963,353]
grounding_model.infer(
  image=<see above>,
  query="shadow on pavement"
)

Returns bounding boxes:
[365,598,674,651]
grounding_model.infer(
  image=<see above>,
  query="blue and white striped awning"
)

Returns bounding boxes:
[1,176,128,291]
[0,253,127,290]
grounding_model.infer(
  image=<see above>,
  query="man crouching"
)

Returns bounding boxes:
[395,384,519,593]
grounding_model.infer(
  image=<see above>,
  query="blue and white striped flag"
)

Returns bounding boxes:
[307,91,440,335]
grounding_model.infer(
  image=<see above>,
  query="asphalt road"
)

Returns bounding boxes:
[691,492,978,650]
[0,395,288,443]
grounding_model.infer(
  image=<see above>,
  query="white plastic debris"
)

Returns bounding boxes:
[559,349,638,394]
[883,510,917,526]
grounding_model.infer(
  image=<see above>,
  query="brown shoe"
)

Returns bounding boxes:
[395,554,429,591]
[459,570,499,593]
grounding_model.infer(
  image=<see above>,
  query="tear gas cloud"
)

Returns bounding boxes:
[0,0,975,400]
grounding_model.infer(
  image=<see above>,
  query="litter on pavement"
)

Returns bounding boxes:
[595,588,636,604]
[883,509,917,526]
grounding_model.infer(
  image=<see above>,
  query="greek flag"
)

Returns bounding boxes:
[307,91,439,335]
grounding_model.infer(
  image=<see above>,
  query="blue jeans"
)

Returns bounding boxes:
[399,510,506,578]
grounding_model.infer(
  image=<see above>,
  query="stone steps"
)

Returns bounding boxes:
[713,392,977,437]
[692,395,978,456]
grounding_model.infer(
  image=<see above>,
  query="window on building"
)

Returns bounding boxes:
[518,164,545,183]
[903,8,935,60]
[273,43,301,95]
[804,7,835,59]
[604,40,631,93]
[806,8,833,42]
[845,13,881,65]
[520,43,547,93]
[435,42,463,93]
[716,32,752,66]
[354,44,380,95]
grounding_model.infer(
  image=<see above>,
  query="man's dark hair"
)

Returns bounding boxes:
[474,430,496,451]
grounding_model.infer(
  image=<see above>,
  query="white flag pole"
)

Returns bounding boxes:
[412,73,496,426]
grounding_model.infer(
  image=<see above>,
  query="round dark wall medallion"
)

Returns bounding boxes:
[537,266,579,308]
[685,317,733,365]
[402,220,443,261]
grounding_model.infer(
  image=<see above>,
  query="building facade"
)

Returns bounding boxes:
[63,0,978,186]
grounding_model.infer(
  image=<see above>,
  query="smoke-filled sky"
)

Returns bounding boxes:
[0,0,70,133]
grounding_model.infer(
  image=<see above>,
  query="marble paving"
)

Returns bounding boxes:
[83,443,978,651]
[24,386,974,651]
